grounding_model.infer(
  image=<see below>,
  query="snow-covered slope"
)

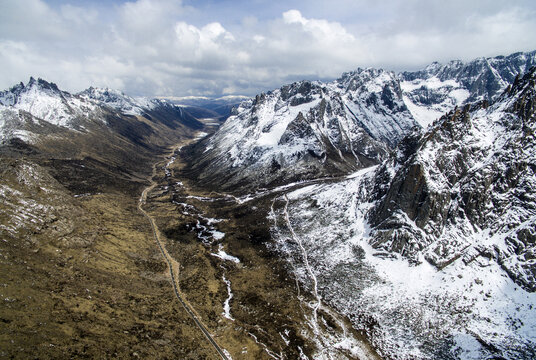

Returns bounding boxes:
[0,78,203,145]
[187,69,417,190]
[0,77,100,142]
[401,50,536,127]
[268,67,536,359]
[78,86,159,116]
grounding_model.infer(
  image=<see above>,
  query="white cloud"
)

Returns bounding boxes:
[60,4,98,25]
[282,9,306,25]
[0,0,535,96]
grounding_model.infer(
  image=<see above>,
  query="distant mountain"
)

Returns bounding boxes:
[78,86,158,116]
[0,78,202,146]
[0,76,206,240]
[79,86,203,130]
[161,95,250,120]
[166,95,249,108]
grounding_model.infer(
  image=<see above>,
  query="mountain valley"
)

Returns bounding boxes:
[1,50,536,359]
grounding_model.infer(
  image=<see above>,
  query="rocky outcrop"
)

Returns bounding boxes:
[369,67,536,290]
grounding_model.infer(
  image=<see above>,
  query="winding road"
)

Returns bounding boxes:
[138,147,230,360]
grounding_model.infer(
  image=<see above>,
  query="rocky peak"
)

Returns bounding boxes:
[79,86,129,104]
[338,68,398,94]
[279,80,323,103]
[0,77,66,107]
[23,77,65,98]
[337,68,414,147]
[36,78,61,92]
[78,86,157,116]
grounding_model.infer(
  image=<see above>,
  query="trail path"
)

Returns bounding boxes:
[138,144,230,360]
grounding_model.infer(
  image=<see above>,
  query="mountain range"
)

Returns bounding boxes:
[1,50,535,359]
[184,51,536,192]
[181,50,536,359]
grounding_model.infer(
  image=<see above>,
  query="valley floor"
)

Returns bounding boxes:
[140,140,382,359]
[0,135,380,359]
[0,158,220,358]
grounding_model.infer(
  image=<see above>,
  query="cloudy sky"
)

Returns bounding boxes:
[1,0,536,97]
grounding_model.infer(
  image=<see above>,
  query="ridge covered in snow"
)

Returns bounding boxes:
[187,51,536,192]
[78,86,159,116]
[401,50,536,127]
[268,66,536,360]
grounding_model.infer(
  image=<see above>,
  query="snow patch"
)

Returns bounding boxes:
[222,274,235,321]
[211,245,239,263]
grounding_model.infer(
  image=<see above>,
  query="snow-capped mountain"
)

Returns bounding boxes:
[0,78,202,145]
[79,86,203,130]
[268,66,536,360]
[185,68,417,191]
[78,86,157,116]
[0,77,100,140]
[401,50,536,127]
[185,51,536,192]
